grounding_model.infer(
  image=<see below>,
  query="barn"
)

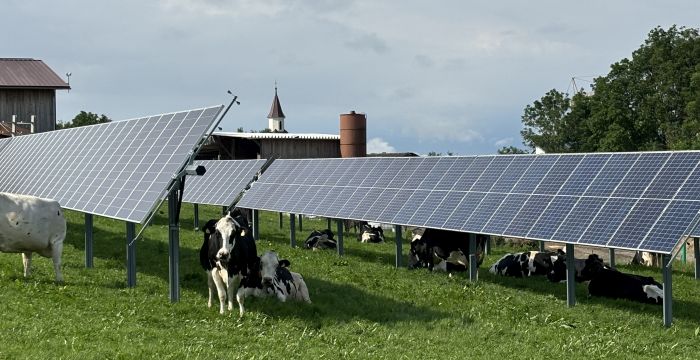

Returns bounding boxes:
[0,58,70,135]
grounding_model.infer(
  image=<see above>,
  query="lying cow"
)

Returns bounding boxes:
[199,211,258,316]
[489,251,560,278]
[304,229,337,250]
[408,228,486,272]
[582,255,663,304]
[358,222,384,243]
[237,250,311,312]
[547,251,605,283]
[0,192,66,283]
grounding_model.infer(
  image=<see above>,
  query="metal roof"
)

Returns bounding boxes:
[0,58,70,89]
[213,131,340,140]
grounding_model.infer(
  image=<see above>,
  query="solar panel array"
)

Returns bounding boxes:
[237,153,700,254]
[182,159,267,206]
[0,106,223,223]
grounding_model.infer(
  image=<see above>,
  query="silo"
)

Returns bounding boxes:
[339,111,366,158]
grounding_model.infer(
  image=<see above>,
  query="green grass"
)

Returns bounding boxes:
[2,204,700,359]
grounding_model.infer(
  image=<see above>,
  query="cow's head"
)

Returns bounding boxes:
[214,212,245,263]
[579,254,606,280]
[259,250,290,289]
[407,234,431,269]
[546,249,568,282]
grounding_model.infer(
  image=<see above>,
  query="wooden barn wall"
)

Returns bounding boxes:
[0,89,56,133]
[260,139,340,159]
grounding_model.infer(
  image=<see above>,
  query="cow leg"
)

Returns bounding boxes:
[206,272,215,308]
[211,269,228,314]
[51,240,64,283]
[228,274,242,314]
[22,252,32,278]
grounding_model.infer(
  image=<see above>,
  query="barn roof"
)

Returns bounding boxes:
[0,58,70,89]
[214,131,339,140]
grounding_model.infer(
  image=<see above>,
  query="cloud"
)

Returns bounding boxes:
[367,137,396,153]
[494,137,513,147]
[344,33,389,54]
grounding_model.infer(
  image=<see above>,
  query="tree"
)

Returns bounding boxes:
[520,89,572,152]
[57,111,111,129]
[497,146,529,154]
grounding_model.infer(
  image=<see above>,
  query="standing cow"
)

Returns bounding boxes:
[199,211,258,316]
[0,192,66,283]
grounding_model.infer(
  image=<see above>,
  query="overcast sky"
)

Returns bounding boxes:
[3,0,698,155]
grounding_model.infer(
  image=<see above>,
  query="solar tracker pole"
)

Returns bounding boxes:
[279,213,284,228]
[168,187,180,302]
[298,214,303,232]
[290,213,296,248]
[468,234,478,282]
[539,241,545,252]
[193,204,199,230]
[608,248,616,268]
[85,213,94,268]
[252,210,259,240]
[663,254,673,327]
[566,243,576,307]
[126,222,136,288]
[327,218,331,230]
[337,219,344,256]
[694,238,699,280]
[395,225,402,268]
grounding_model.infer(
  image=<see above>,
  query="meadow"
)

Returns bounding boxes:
[1,204,700,359]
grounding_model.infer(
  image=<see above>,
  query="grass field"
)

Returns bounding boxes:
[2,204,700,359]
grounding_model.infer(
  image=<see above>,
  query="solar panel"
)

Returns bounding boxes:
[236,152,700,254]
[0,106,222,223]
[181,159,267,206]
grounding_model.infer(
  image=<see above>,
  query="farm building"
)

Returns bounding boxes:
[0,58,70,135]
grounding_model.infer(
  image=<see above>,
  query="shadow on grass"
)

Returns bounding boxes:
[244,276,452,326]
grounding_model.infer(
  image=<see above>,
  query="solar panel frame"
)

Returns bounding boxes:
[182,159,267,207]
[0,106,222,223]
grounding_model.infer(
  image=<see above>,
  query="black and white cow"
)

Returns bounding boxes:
[547,251,605,283]
[199,211,258,316]
[407,228,486,272]
[237,250,311,311]
[582,255,664,304]
[489,251,561,278]
[0,192,66,282]
[358,222,384,243]
[304,229,337,250]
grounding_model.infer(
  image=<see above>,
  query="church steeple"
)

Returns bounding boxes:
[267,83,286,132]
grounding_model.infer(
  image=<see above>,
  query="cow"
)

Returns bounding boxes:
[304,229,337,250]
[582,255,664,304]
[407,228,486,272]
[199,210,258,316]
[546,251,606,283]
[0,192,66,283]
[237,250,311,310]
[358,222,384,243]
[489,251,560,278]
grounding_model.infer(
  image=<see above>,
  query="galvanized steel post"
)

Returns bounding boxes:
[395,225,402,268]
[468,233,478,282]
[298,214,303,232]
[126,222,136,288]
[695,238,699,280]
[337,219,344,256]
[279,212,283,228]
[85,213,93,268]
[566,243,576,307]
[193,203,199,230]
[609,248,616,268]
[168,186,180,302]
[252,210,259,240]
[539,241,545,252]
[484,235,491,256]
[663,254,673,327]
[290,213,296,248]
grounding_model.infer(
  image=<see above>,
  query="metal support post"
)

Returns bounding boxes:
[193,203,199,230]
[468,233,478,282]
[337,219,344,256]
[327,218,332,230]
[298,214,303,232]
[85,213,93,268]
[222,206,227,216]
[126,222,136,288]
[663,254,673,327]
[395,225,402,268]
[609,248,616,268]
[695,238,700,280]
[566,243,576,307]
[290,213,296,248]
[539,241,545,252]
[168,186,180,302]
[682,243,687,264]
[484,235,491,256]
[252,210,259,240]
[279,212,283,228]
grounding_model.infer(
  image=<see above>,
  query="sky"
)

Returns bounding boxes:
[2,0,698,155]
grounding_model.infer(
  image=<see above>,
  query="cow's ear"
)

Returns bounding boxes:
[279,259,291,268]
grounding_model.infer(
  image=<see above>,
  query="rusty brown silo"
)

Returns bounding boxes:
[339,111,367,158]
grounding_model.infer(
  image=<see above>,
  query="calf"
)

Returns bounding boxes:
[547,251,605,283]
[304,229,337,250]
[582,256,663,304]
[0,192,66,282]
[407,228,486,271]
[237,251,311,311]
[489,251,560,278]
[199,211,258,316]
[358,222,384,243]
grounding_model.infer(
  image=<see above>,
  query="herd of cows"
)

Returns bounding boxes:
[0,192,665,319]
